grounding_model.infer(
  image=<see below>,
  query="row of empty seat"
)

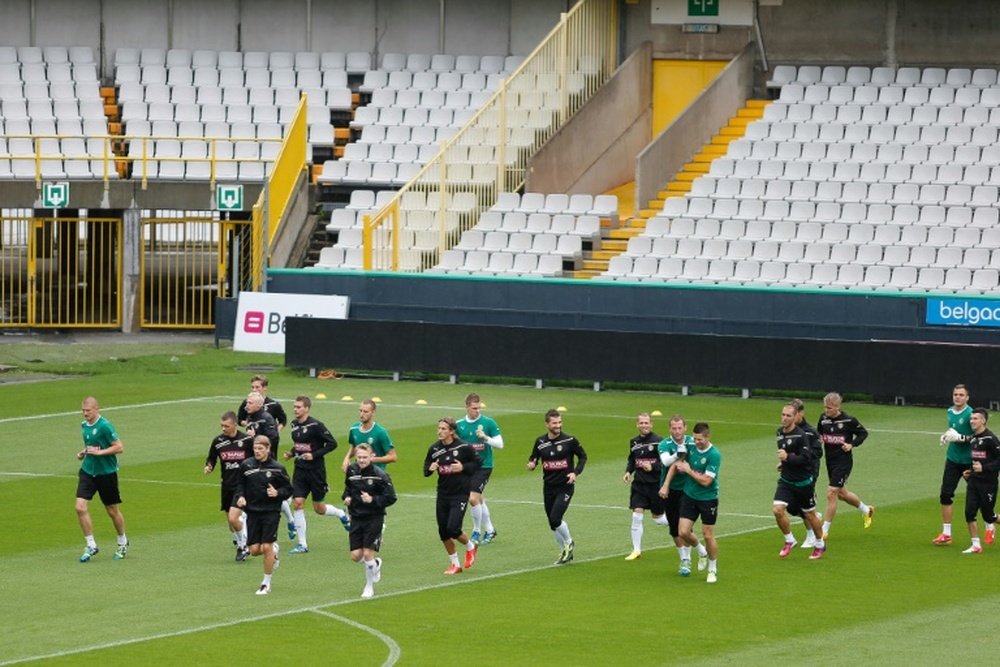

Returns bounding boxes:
[600,255,998,293]
[768,64,1000,88]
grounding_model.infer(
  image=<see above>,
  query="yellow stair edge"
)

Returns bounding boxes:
[727,117,752,128]
[737,107,764,118]
[719,126,745,136]
[685,162,711,173]
[710,135,736,145]
[674,172,699,182]
[745,99,770,108]
[581,259,609,270]
[607,228,641,240]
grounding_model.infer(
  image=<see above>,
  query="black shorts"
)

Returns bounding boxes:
[679,494,718,526]
[292,466,329,502]
[965,479,999,524]
[826,455,854,489]
[940,458,972,505]
[630,481,665,515]
[76,470,122,506]
[220,485,239,512]
[543,484,575,531]
[349,514,384,551]
[663,487,685,537]
[246,510,280,546]
[436,494,468,541]
[469,467,493,495]
[774,479,817,516]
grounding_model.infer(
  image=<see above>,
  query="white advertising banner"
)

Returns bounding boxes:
[233,292,350,354]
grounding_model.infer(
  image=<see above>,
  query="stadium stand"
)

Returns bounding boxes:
[600,64,1000,295]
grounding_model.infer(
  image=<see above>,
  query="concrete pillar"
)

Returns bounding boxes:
[121,209,141,332]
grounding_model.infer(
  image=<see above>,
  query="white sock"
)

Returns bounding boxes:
[281,500,295,524]
[294,509,307,547]
[805,527,816,540]
[470,503,483,533]
[989,523,996,532]
[814,538,825,549]
[449,552,460,567]
[117,534,128,546]
[972,537,982,547]
[552,529,565,548]
[465,540,476,552]
[481,501,494,532]
[822,521,832,534]
[943,523,952,537]
[858,502,869,514]
[708,558,717,573]
[630,512,644,552]
[696,543,708,558]
[784,533,795,543]
[85,535,97,549]
[323,504,347,519]
[262,573,272,586]
[363,558,377,585]
[652,514,669,527]
[556,521,572,545]
[679,545,691,560]
[240,512,248,544]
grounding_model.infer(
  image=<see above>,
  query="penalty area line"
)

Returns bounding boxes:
[311,609,401,667]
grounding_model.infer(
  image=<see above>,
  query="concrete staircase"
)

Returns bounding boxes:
[567,99,768,280]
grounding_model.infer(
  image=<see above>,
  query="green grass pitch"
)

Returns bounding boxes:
[0,341,996,665]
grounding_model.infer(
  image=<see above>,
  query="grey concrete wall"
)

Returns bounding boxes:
[35,0,101,55]
[526,42,651,195]
[172,0,239,53]
[635,43,755,209]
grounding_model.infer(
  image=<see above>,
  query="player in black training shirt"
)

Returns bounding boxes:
[423,417,480,575]
[237,374,287,432]
[282,395,349,554]
[960,408,1000,554]
[344,444,397,598]
[204,411,254,561]
[243,391,296,538]
[622,412,668,560]
[773,403,826,560]
[791,399,825,549]
[817,392,874,539]
[235,436,293,595]
[527,409,587,565]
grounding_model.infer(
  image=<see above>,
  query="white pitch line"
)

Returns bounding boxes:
[0,521,777,666]
[311,609,401,667]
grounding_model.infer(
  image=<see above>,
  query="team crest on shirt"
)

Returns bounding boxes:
[785,438,793,446]
[366,478,374,487]
[265,471,272,478]
[367,437,374,445]
[837,423,843,430]
[699,457,706,465]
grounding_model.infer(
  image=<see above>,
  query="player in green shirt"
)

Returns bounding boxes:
[658,415,709,575]
[455,393,503,544]
[342,399,397,472]
[75,396,129,562]
[674,422,720,583]
[934,384,981,545]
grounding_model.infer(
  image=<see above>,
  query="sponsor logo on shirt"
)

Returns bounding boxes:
[542,459,569,471]
[220,450,246,461]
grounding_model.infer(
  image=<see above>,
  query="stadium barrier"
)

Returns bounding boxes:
[284,317,1000,405]
[360,0,618,272]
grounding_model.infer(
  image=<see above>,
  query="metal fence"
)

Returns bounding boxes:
[0,215,121,327]
[361,0,618,272]
[140,215,254,329]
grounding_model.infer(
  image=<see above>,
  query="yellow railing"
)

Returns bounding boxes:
[361,0,617,271]
[251,95,308,288]
[0,134,282,188]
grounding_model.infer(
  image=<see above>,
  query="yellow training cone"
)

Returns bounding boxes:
[651,410,662,417]
[315,393,327,400]
[415,399,428,405]
[341,395,354,401]
[371,396,382,403]
[556,406,567,412]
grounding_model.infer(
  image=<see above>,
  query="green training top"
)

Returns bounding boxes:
[455,414,501,469]
[349,422,394,470]
[946,405,974,465]
[80,416,120,476]
[659,434,694,490]
[682,443,721,502]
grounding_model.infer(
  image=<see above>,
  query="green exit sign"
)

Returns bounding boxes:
[689,0,719,17]
[216,184,244,211]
